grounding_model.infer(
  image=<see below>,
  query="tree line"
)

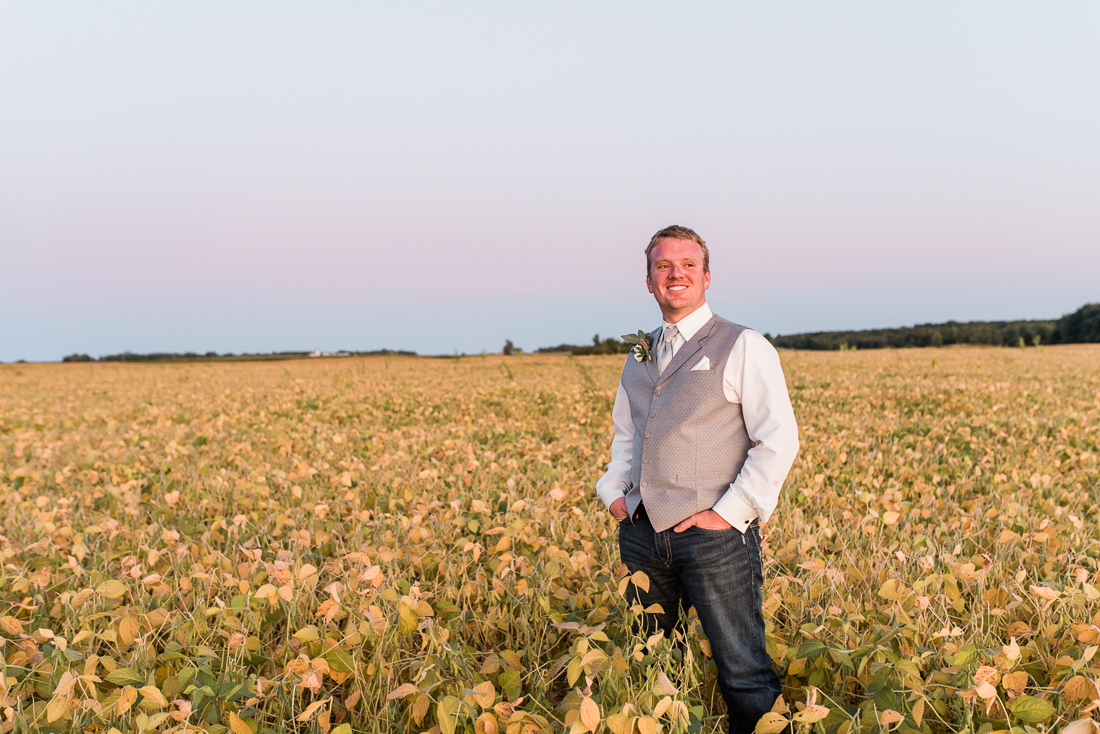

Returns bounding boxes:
[771,303,1098,351]
[526,303,1099,355]
[61,349,416,363]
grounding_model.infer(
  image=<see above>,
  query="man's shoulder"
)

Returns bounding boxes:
[707,314,751,336]
[707,318,779,355]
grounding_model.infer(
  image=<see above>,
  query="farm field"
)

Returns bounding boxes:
[1,346,1098,734]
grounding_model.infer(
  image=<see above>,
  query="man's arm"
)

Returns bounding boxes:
[711,330,800,528]
[596,381,634,520]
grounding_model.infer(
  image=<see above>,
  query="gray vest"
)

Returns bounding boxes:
[621,314,753,532]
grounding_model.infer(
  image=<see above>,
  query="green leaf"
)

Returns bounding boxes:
[953,645,978,666]
[499,669,521,700]
[830,648,854,670]
[1011,695,1055,723]
[332,726,352,734]
[621,334,640,345]
[105,667,146,686]
[325,649,356,673]
[795,639,829,659]
[177,667,196,690]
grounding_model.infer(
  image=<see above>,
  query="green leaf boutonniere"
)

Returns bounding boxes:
[621,330,654,363]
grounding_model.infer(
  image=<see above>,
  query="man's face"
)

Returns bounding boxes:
[647,237,710,321]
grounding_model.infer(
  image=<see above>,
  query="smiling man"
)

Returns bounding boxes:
[596,225,799,733]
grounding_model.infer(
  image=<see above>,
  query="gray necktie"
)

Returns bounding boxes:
[657,325,679,376]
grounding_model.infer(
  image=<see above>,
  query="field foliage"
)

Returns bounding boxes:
[1,347,1099,734]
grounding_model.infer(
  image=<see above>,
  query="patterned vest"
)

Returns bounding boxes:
[620,314,754,532]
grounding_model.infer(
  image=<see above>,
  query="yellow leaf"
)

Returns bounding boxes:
[878,710,904,725]
[0,616,23,635]
[296,700,326,722]
[97,579,129,599]
[580,696,601,733]
[882,511,900,525]
[46,696,70,723]
[118,617,139,646]
[912,698,925,727]
[1003,638,1021,662]
[631,571,650,593]
[1003,670,1029,695]
[399,602,419,634]
[139,685,168,709]
[1064,675,1097,701]
[438,696,461,734]
[229,711,255,734]
[472,681,496,708]
[793,704,830,723]
[1029,584,1060,601]
[605,713,630,734]
[754,712,789,734]
[117,685,138,714]
[387,683,418,700]
[475,712,499,734]
[878,578,901,601]
[636,716,658,734]
[255,584,278,603]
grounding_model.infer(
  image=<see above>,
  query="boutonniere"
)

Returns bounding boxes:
[621,330,654,363]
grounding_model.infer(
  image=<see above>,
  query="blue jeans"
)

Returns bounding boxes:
[618,506,782,734]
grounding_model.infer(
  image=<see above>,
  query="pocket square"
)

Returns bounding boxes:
[691,356,711,371]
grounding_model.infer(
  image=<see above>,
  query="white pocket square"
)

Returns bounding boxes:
[691,356,711,371]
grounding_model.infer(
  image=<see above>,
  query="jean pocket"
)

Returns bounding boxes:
[694,524,736,534]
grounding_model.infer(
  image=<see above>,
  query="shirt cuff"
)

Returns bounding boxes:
[712,489,758,532]
[596,481,628,510]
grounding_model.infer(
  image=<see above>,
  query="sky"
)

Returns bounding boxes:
[2,2,1098,361]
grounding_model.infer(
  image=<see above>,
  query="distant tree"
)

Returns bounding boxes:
[1052,303,1100,344]
[62,354,94,362]
[502,340,515,356]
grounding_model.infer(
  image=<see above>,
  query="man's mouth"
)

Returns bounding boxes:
[667,285,688,292]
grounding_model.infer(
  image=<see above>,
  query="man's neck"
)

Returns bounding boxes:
[661,300,709,326]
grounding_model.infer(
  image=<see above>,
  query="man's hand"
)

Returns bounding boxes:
[609,497,629,523]
[673,509,732,533]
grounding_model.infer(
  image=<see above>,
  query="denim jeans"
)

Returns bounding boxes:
[618,505,781,734]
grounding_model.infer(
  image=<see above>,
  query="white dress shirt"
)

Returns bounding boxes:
[596,302,799,526]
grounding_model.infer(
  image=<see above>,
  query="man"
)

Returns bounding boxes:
[596,225,799,733]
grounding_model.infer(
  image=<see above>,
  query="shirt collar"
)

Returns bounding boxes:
[662,302,713,343]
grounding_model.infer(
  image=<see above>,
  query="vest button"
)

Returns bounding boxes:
[649,412,655,418]
[642,482,649,488]
[643,458,650,464]
[644,432,650,438]
[655,387,662,395]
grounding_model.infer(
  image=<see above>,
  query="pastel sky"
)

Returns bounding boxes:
[2,3,1098,361]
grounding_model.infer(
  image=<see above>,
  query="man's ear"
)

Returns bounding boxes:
[703,269,711,290]
[646,273,654,293]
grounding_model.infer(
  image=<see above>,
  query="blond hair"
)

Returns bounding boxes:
[645,225,709,274]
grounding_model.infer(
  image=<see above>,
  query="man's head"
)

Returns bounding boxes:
[645,225,711,323]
